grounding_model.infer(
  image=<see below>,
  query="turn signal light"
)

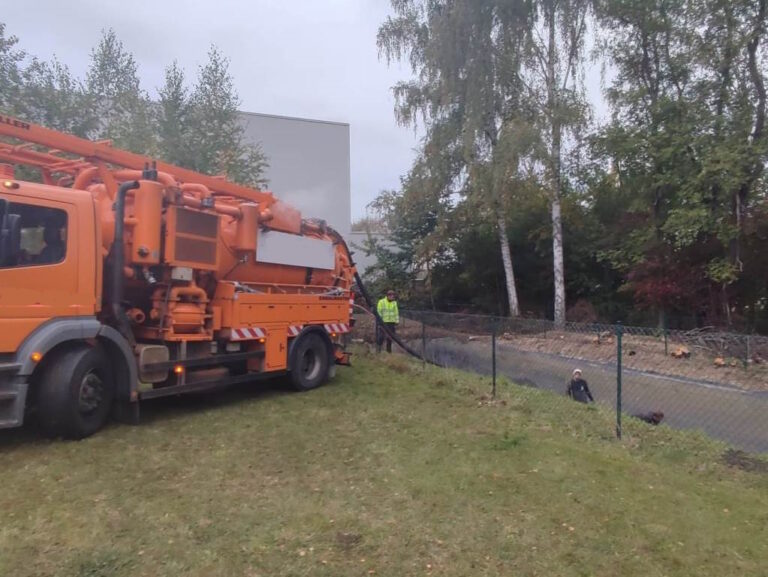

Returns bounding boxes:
[3,180,19,189]
[30,351,43,363]
[173,365,184,375]
[258,338,266,344]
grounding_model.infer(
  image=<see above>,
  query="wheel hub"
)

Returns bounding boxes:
[78,371,104,414]
[301,349,320,380]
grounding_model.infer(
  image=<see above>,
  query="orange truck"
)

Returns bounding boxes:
[0,116,356,438]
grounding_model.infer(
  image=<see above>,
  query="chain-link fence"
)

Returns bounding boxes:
[351,309,768,455]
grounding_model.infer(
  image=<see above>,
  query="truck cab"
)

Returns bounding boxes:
[0,179,137,437]
[0,181,100,347]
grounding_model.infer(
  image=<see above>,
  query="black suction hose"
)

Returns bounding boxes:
[325,225,438,364]
[112,180,140,344]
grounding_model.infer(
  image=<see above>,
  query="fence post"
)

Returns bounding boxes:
[616,322,623,440]
[421,319,426,370]
[492,322,497,399]
[744,334,750,371]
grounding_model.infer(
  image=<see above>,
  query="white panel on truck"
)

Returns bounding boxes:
[256,229,336,270]
[238,112,351,236]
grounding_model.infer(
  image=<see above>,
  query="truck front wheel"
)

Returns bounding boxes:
[37,344,114,439]
[289,333,330,392]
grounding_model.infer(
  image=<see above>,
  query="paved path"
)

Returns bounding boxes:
[419,337,768,454]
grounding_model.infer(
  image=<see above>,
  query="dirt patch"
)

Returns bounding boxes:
[722,449,768,473]
[335,532,363,550]
[476,394,508,407]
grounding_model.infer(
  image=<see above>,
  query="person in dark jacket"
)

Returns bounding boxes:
[566,369,594,404]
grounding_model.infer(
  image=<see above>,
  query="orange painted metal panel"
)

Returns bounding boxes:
[0,186,98,352]
[265,327,288,371]
[0,318,52,352]
[212,285,350,334]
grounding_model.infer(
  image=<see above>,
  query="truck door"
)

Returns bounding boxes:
[0,196,80,353]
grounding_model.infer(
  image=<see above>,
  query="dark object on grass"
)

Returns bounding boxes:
[634,411,664,425]
[336,532,363,550]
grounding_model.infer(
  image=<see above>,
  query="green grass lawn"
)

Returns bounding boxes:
[1,348,767,577]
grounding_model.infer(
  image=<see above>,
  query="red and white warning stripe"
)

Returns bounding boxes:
[324,323,350,335]
[229,327,266,341]
[287,325,303,337]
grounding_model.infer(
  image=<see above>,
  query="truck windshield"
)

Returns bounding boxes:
[0,203,67,268]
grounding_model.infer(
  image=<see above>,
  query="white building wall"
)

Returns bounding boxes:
[347,231,389,276]
[238,111,351,235]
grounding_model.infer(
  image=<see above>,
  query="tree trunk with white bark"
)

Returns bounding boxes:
[497,214,520,317]
[548,7,566,327]
[551,193,566,326]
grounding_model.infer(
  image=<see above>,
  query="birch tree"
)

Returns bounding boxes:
[378,0,531,316]
[522,0,591,326]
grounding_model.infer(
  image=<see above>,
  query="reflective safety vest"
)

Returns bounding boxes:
[377,297,400,323]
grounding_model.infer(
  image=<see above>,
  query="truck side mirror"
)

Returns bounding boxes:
[0,202,21,266]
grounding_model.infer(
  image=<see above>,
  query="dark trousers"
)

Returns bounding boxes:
[377,322,397,353]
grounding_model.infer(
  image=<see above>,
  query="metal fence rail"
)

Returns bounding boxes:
[353,310,768,454]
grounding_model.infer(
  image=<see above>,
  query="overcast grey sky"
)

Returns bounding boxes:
[2,0,420,219]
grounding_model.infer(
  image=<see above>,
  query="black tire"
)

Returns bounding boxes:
[37,344,114,439]
[289,333,330,392]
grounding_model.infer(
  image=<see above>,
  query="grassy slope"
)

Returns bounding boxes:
[1,349,767,577]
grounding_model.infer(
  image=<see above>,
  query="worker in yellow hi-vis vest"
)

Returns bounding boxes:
[376,289,400,353]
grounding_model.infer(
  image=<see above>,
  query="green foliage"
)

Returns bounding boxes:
[187,46,268,188]
[592,0,768,326]
[377,0,538,315]
[0,24,268,189]
[707,258,740,285]
[373,0,768,329]
[0,23,24,114]
[376,0,592,321]
[359,159,454,306]
[86,29,155,153]
[157,61,191,167]
[20,57,95,137]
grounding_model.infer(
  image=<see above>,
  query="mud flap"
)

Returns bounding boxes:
[112,400,140,425]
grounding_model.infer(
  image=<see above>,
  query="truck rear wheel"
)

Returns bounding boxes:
[289,333,330,392]
[37,344,114,439]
